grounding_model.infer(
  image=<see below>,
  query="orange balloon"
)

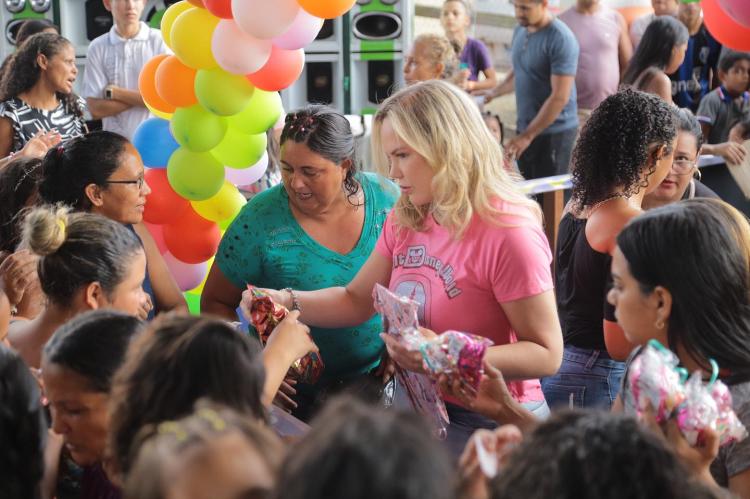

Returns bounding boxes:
[298,0,355,19]
[186,0,205,7]
[155,56,198,108]
[616,6,652,27]
[246,45,304,92]
[139,55,176,115]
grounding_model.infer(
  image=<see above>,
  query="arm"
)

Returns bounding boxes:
[86,97,132,120]
[506,74,575,158]
[0,117,14,158]
[485,69,515,102]
[201,264,244,320]
[484,290,563,379]
[729,470,750,499]
[256,250,393,329]
[107,86,146,107]
[616,12,633,78]
[467,67,499,93]
[643,72,673,102]
[133,223,187,314]
[701,141,748,165]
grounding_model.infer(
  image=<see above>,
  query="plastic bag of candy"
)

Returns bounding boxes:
[246,286,325,384]
[372,284,449,436]
[710,381,748,446]
[628,340,686,423]
[418,331,493,391]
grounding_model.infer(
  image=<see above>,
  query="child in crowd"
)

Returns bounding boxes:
[482,111,504,145]
[125,401,284,499]
[440,0,497,93]
[697,51,750,165]
[403,33,459,86]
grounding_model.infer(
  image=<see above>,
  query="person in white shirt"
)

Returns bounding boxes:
[83,0,167,140]
[629,0,679,50]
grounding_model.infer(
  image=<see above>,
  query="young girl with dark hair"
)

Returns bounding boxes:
[622,16,688,102]
[610,199,750,496]
[202,104,398,421]
[42,310,144,499]
[542,88,677,410]
[0,32,86,157]
[37,130,186,318]
[7,206,148,367]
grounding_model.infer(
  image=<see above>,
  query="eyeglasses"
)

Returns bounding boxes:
[671,159,696,175]
[105,176,145,190]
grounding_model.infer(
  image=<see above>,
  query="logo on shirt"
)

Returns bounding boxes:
[393,245,462,298]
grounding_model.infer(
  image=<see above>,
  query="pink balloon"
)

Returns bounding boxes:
[144,222,168,254]
[163,251,209,291]
[224,152,269,185]
[272,8,324,50]
[718,0,750,28]
[232,0,299,40]
[212,20,273,75]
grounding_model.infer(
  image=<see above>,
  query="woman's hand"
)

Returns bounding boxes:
[273,378,298,412]
[240,287,292,322]
[0,249,38,307]
[18,129,61,159]
[379,327,437,374]
[136,293,153,321]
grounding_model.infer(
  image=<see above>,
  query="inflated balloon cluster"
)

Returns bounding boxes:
[246,286,325,384]
[628,340,747,447]
[134,0,356,296]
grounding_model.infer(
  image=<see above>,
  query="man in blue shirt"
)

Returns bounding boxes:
[486,0,579,180]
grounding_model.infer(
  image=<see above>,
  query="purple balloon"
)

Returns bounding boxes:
[224,152,269,185]
[163,251,208,291]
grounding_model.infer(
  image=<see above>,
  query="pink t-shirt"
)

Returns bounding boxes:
[559,6,623,111]
[375,202,554,403]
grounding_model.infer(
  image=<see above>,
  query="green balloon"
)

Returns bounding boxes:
[171,104,228,152]
[230,89,283,135]
[212,126,267,168]
[195,67,255,117]
[167,147,225,201]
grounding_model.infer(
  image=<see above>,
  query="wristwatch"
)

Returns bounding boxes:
[104,86,114,100]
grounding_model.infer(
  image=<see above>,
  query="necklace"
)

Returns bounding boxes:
[587,193,627,214]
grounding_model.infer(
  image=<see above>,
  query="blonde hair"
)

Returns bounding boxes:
[124,400,284,499]
[412,33,459,80]
[371,80,541,238]
[21,203,69,256]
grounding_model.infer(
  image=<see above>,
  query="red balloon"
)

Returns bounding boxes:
[144,222,168,254]
[246,45,304,92]
[204,0,232,18]
[163,206,221,264]
[703,0,750,52]
[143,169,190,225]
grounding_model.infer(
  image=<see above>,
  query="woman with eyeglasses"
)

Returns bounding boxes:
[37,131,186,319]
[643,109,720,210]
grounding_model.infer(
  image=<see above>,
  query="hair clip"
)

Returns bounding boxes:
[55,217,66,237]
[157,421,188,442]
[55,145,64,158]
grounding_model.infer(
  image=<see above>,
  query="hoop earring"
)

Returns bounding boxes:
[655,319,665,330]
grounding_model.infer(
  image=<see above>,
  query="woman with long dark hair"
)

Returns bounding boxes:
[610,199,750,496]
[0,32,86,157]
[622,16,688,102]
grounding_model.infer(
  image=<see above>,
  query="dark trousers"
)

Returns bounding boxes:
[517,127,578,180]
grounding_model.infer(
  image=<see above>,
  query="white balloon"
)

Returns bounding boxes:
[232,0,299,40]
[212,20,273,75]
[224,152,269,185]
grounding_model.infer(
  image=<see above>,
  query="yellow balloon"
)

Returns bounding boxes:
[171,8,220,69]
[146,101,173,120]
[161,1,194,49]
[191,181,246,222]
[188,257,214,295]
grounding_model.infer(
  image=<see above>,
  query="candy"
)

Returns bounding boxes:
[420,331,493,390]
[372,284,449,436]
[246,286,325,384]
[628,341,685,423]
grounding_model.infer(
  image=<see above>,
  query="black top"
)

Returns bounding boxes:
[555,212,615,350]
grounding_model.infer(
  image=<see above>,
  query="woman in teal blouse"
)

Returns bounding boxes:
[202,105,397,420]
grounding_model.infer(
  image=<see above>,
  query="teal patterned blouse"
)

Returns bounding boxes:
[217,172,398,382]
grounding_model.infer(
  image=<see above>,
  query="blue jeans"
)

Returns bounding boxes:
[541,345,626,410]
[443,399,550,459]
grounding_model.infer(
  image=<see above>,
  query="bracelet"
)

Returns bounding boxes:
[283,287,302,312]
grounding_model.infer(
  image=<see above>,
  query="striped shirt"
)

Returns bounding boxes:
[0,96,87,152]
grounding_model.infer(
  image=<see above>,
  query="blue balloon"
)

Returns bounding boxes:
[133,117,179,168]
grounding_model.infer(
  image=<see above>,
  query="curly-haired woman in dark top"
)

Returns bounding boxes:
[0,32,86,158]
[541,88,677,410]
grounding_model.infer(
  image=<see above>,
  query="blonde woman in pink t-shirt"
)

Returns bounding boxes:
[243,80,563,456]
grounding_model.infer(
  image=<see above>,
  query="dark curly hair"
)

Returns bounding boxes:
[0,157,42,253]
[108,313,267,477]
[0,33,84,121]
[38,131,130,210]
[0,345,45,499]
[490,410,720,499]
[280,105,361,206]
[570,88,676,209]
